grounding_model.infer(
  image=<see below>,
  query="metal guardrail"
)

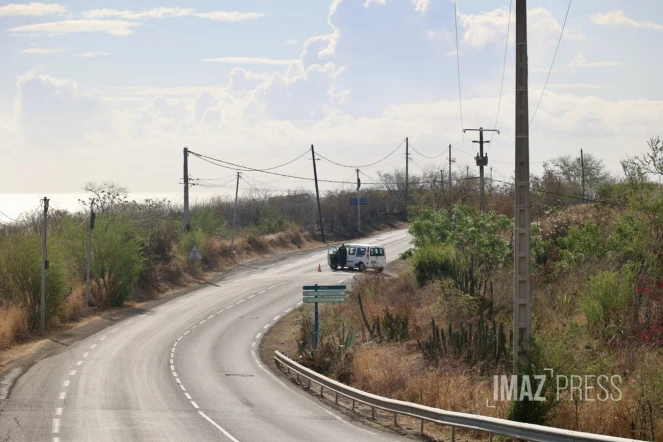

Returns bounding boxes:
[274,351,643,442]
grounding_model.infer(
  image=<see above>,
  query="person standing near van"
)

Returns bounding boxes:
[338,244,347,268]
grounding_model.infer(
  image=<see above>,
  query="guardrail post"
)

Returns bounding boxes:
[451,426,456,442]
[296,373,299,383]
[307,379,311,389]
[320,385,324,397]
[393,412,397,426]
[335,392,338,404]
[371,407,375,420]
[489,433,493,442]
[420,419,424,435]
[352,399,355,411]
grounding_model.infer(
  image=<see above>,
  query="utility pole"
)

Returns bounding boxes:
[405,137,409,218]
[311,145,326,242]
[466,165,469,178]
[464,127,499,213]
[183,147,190,232]
[513,0,532,375]
[85,199,95,308]
[40,197,49,336]
[448,144,453,188]
[580,149,585,202]
[230,172,241,256]
[356,169,361,234]
[431,180,436,210]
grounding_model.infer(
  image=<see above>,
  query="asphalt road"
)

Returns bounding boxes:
[0,229,413,442]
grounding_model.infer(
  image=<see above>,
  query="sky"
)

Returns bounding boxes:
[1,0,662,218]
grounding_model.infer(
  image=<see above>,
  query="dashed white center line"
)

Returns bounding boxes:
[255,333,262,339]
[59,392,66,400]
[75,361,82,366]
[237,299,244,304]
[177,336,182,342]
[176,378,182,384]
[191,401,200,409]
[284,308,293,313]
[266,268,275,272]
[337,279,345,283]
[227,305,234,309]
[90,344,97,349]
[199,320,206,325]
[69,370,76,376]
[180,385,186,391]
[191,325,198,330]
[263,324,271,329]
[248,295,255,299]
[99,336,107,341]
[258,290,266,294]
[268,285,277,290]
[277,282,285,286]
[251,342,256,348]
[55,407,63,416]
[53,437,61,442]
[273,315,280,321]
[63,380,70,387]
[183,331,189,336]
[173,371,178,377]
[52,418,60,434]
[170,365,175,371]
[207,315,215,320]
[217,309,225,314]
[185,393,192,400]
[83,352,89,358]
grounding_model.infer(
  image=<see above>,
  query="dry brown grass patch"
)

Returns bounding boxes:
[0,305,29,349]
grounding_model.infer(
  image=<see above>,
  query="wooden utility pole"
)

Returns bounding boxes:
[183,147,190,232]
[513,0,532,375]
[230,172,241,256]
[580,149,585,202]
[85,199,95,308]
[311,145,326,242]
[405,137,409,217]
[40,197,49,336]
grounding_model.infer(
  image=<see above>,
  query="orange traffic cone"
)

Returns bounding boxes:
[318,264,322,272]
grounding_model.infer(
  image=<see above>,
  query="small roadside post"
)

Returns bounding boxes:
[303,284,347,349]
[188,245,203,277]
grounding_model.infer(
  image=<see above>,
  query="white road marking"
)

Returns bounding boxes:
[277,282,285,286]
[251,342,256,348]
[140,314,147,317]
[258,290,266,294]
[63,380,70,387]
[266,268,275,272]
[249,274,258,278]
[53,438,60,442]
[99,336,107,341]
[248,295,255,299]
[69,370,76,376]
[191,325,197,330]
[284,308,293,313]
[185,393,192,400]
[52,418,60,434]
[296,259,304,263]
[176,378,182,384]
[170,365,175,371]
[55,407,63,416]
[183,331,189,336]
[263,324,270,329]
[126,320,134,325]
[177,336,182,342]
[170,359,173,364]
[268,285,276,290]
[207,315,215,320]
[199,320,206,325]
[83,352,89,358]
[191,401,199,409]
[237,299,244,304]
[273,315,280,321]
[255,333,262,339]
[111,328,118,333]
[90,344,97,349]
[180,385,186,391]
[198,411,240,442]
[297,301,303,307]
[217,309,225,314]
[337,279,345,284]
[59,392,66,400]
[76,361,82,366]
[173,372,178,377]
[227,305,234,309]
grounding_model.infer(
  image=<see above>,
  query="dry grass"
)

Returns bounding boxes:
[0,305,28,350]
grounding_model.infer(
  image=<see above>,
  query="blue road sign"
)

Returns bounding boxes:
[303,285,347,291]
[349,198,368,206]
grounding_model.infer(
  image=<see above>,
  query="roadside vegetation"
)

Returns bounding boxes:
[290,138,663,440]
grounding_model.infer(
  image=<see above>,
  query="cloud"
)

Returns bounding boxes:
[590,10,663,31]
[568,53,622,68]
[283,39,299,46]
[77,52,110,58]
[81,7,264,22]
[0,2,66,17]
[411,0,430,13]
[201,57,299,65]
[21,47,68,54]
[6,20,140,36]
[363,0,386,8]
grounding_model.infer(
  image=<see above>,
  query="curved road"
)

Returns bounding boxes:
[1,229,413,442]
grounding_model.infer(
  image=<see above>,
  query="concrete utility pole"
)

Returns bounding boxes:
[356,169,361,234]
[183,147,190,233]
[311,145,326,242]
[448,144,453,188]
[513,0,532,375]
[230,172,241,256]
[580,149,585,202]
[405,137,409,217]
[85,199,95,308]
[40,197,49,336]
[431,180,436,210]
[464,127,499,213]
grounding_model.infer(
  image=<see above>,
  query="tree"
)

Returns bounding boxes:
[547,153,611,199]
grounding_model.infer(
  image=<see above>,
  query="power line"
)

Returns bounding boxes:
[315,139,406,168]
[530,0,572,126]
[489,0,513,148]
[409,143,445,159]
[453,0,465,139]
[198,148,310,172]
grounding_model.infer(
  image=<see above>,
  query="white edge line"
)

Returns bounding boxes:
[255,333,262,339]
[198,411,240,442]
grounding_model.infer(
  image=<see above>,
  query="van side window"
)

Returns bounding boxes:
[371,248,384,257]
[348,247,356,255]
[356,247,366,257]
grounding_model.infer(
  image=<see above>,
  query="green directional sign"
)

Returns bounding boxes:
[303,296,347,304]
[303,289,346,297]
[303,285,346,291]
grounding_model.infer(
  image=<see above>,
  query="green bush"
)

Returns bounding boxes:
[411,245,458,286]
[191,206,225,237]
[580,269,634,338]
[0,234,68,330]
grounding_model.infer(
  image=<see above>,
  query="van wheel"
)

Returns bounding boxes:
[331,265,338,270]
[377,267,384,273]
[358,262,366,272]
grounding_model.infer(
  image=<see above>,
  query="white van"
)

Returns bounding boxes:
[327,243,386,272]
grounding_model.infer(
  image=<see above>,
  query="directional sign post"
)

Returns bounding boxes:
[188,245,202,277]
[303,284,347,349]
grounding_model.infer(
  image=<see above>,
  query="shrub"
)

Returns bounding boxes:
[581,269,634,338]
[411,245,457,286]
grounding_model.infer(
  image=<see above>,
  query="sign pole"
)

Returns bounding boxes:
[314,284,319,350]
